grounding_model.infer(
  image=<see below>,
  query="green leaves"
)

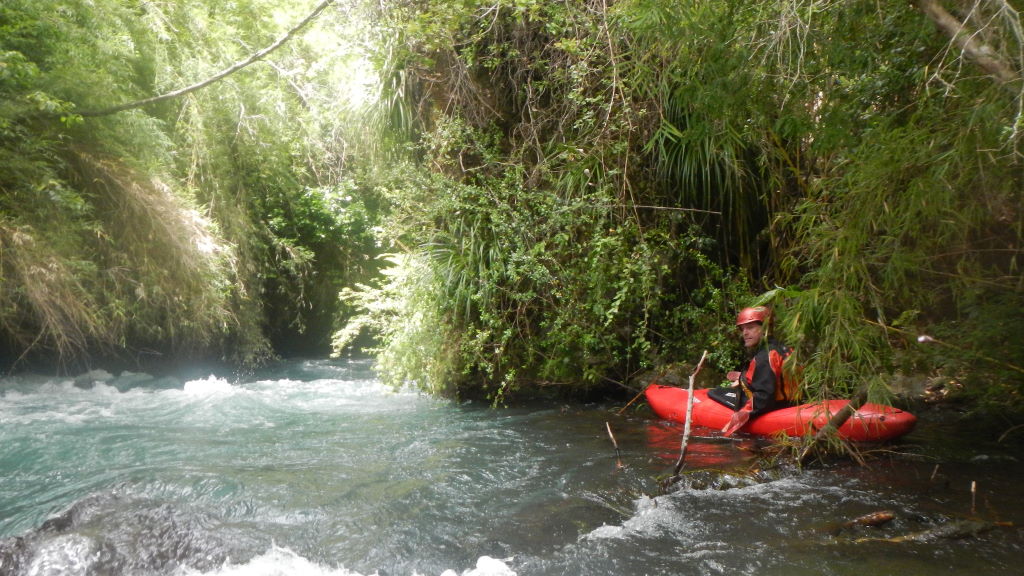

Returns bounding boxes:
[0,0,389,368]
[352,0,1024,408]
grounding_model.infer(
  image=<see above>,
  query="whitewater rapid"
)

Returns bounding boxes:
[2,358,1022,576]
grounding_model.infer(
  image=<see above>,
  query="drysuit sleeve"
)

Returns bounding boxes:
[743,350,778,417]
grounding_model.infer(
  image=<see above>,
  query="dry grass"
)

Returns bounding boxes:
[0,223,106,366]
[0,149,244,369]
[67,149,237,353]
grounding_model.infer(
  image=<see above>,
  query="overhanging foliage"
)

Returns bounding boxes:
[337,0,1023,408]
[0,0,382,369]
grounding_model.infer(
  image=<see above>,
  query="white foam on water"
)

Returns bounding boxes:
[25,534,99,576]
[438,555,516,576]
[0,364,421,430]
[582,493,689,542]
[182,375,238,397]
[171,545,516,576]
[581,474,838,546]
[173,545,355,576]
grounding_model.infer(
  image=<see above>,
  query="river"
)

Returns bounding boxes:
[1,356,1021,575]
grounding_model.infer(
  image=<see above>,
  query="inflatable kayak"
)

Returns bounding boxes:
[645,384,916,442]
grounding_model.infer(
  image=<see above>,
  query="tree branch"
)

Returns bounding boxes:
[660,350,708,491]
[914,0,1020,85]
[798,387,868,466]
[76,0,335,117]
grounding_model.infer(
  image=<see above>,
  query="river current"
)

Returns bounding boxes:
[1,356,1022,576]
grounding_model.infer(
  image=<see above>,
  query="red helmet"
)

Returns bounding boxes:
[736,306,770,326]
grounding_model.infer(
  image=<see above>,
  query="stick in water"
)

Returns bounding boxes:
[617,388,647,416]
[606,421,623,469]
[663,350,709,488]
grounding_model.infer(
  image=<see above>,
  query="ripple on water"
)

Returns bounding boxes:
[2,359,1024,576]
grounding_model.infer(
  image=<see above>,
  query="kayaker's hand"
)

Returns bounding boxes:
[726,371,740,383]
[722,410,751,436]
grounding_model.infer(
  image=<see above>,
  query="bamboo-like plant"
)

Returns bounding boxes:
[1,0,384,369]
[346,0,1023,411]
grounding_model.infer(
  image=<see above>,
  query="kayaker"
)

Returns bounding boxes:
[708,305,794,435]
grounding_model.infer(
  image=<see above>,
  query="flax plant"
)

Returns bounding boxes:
[349,0,1024,412]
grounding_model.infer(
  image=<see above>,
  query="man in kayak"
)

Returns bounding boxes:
[708,306,794,435]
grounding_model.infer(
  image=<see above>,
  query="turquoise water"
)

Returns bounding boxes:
[1,357,1022,575]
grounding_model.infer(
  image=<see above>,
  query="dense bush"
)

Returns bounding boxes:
[0,0,381,370]
[337,0,1024,409]
[1,0,1020,414]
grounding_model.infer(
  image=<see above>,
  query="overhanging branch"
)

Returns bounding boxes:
[914,0,1021,85]
[76,0,335,117]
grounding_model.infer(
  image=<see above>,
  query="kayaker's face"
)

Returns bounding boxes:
[739,322,763,349]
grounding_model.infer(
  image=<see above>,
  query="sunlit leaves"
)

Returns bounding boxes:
[0,0,383,367]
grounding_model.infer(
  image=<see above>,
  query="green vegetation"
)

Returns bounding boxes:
[0,0,380,369]
[339,0,1023,409]
[1,0,1021,418]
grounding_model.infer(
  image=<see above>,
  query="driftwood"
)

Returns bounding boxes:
[616,388,647,416]
[844,510,896,529]
[660,350,709,490]
[605,421,623,469]
[852,519,1012,544]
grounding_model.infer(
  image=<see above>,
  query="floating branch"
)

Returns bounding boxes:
[798,387,869,466]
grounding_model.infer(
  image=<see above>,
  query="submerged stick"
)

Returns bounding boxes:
[606,421,623,469]
[844,510,896,528]
[617,388,647,415]
[998,423,1024,443]
[852,519,1010,543]
[661,350,709,489]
